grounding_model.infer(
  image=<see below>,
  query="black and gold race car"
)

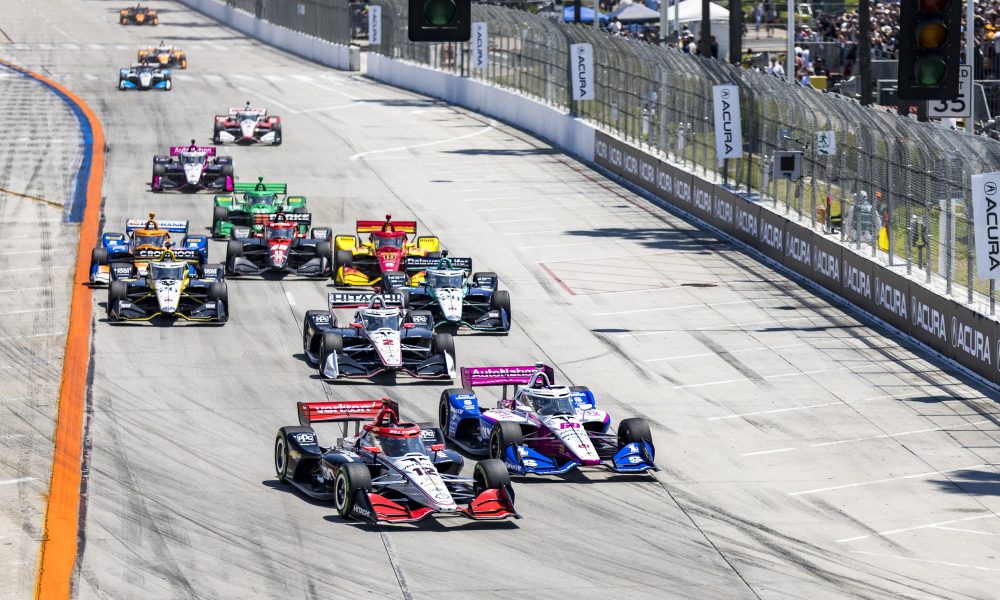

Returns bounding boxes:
[107,248,228,324]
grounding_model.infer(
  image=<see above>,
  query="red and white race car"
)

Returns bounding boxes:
[213,102,282,145]
[224,212,333,278]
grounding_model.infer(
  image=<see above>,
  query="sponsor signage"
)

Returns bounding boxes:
[949,303,997,383]
[712,84,743,159]
[839,249,873,309]
[810,231,842,295]
[732,196,760,247]
[870,267,910,333]
[368,5,381,46]
[782,222,814,279]
[570,43,594,101]
[907,281,950,352]
[756,209,785,263]
[971,171,1000,279]
[690,178,714,224]
[471,23,488,69]
[710,188,738,235]
[594,132,692,208]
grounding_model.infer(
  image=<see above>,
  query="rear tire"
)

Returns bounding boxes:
[488,421,522,460]
[474,459,512,497]
[334,463,372,519]
[319,332,343,375]
[617,418,652,448]
[314,241,332,276]
[208,282,229,322]
[221,162,234,177]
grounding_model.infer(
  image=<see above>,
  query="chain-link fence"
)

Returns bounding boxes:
[219,0,1000,310]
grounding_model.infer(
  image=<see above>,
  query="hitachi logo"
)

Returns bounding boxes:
[843,263,871,298]
[874,277,906,318]
[952,316,991,364]
[713,197,732,225]
[785,233,809,265]
[736,207,757,236]
[813,247,839,282]
[760,222,782,252]
[911,296,946,341]
[639,161,655,184]
[693,188,712,213]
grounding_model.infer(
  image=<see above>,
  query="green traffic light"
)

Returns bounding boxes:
[423,0,456,25]
[914,56,947,85]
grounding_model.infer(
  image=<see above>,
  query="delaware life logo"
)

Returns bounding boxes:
[712,84,743,159]
[570,43,594,101]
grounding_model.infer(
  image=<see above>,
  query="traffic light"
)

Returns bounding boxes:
[408,0,470,42]
[897,0,962,100]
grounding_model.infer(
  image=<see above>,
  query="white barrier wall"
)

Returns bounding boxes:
[367,54,595,162]
[173,0,356,71]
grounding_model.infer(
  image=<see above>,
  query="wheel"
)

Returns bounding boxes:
[314,241,332,276]
[221,163,234,177]
[213,206,229,238]
[152,163,166,176]
[438,387,473,433]
[432,332,455,363]
[163,78,172,91]
[108,281,127,319]
[91,247,108,267]
[272,121,282,145]
[180,57,187,69]
[473,459,512,497]
[318,332,343,375]
[617,418,652,448]
[225,240,243,276]
[208,281,228,304]
[334,249,353,276]
[334,463,372,519]
[471,271,498,290]
[488,421,522,460]
[213,121,224,144]
[118,79,127,90]
[274,433,290,483]
[490,290,511,314]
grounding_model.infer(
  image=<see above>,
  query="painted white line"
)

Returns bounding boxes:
[262,74,284,82]
[502,229,572,237]
[461,195,522,201]
[88,44,103,50]
[620,315,821,338]
[62,43,79,50]
[84,74,98,81]
[235,85,299,113]
[788,464,992,497]
[0,265,70,273]
[0,307,56,316]
[810,420,992,448]
[292,75,361,100]
[0,286,50,293]
[478,204,560,213]
[539,250,668,265]
[213,45,230,52]
[836,514,999,543]
[587,285,687,296]
[740,447,798,457]
[645,343,804,363]
[37,43,53,50]
[0,249,50,255]
[517,242,594,251]
[0,331,66,342]
[284,290,296,307]
[708,393,925,421]
[492,213,610,224]
[0,477,34,487]
[848,550,1000,573]
[114,44,128,50]
[231,74,254,81]
[672,366,852,390]
[596,299,753,317]
[931,525,996,536]
[300,103,365,113]
[349,123,494,161]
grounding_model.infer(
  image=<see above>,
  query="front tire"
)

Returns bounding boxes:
[488,421,522,460]
[225,240,243,276]
[432,332,455,364]
[314,241,332,277]
[213,205,229,238]
[334,463,372,519]
[474,459,512,497]
[319,332,343,375]
[617,418,652,448]
[107,281,127,320]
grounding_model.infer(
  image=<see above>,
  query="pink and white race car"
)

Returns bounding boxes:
[151,140,234,193]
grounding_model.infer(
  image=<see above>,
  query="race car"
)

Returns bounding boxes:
[119,4,158,25]
[107,248,228,324]
[302,290,455,382]
[212,177,306,238]
[439,364,657,476]
[225,212,333,278]
[118,63,171,91]
[138,42,187,69]
[274,398,518,524]
[334,215,442,289]
[213,102,282,145]
[152,141,233,193]
[89,214,208,285]
[401,254,511,333]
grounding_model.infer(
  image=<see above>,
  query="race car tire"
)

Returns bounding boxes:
[91,247,109,268]
[180,57,187,69]
[118,79,127,90]
[334,462,372,519]
[318,332,343,375]
[474,459,512,497]
[488,421,522,461]
[398,290,410,309]
[334,249,353,276]
[617,418,652,448]
[163,78,172,91]
[220,162,234,177]
[490,290,511,334]
[432,333,455,364]
[213,121,224,144]
[152,163,166,176]
[107,281,128,320]
[439,387,474,433]
[291,205,308,214]
[272,121,282,145]
[314,241,333,276]
[225,240,243,276]
[208,282,229,322]
[426,252,442,259]
[212,206,229,237]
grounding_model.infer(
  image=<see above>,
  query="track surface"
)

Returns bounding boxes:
[4,1,1000,598]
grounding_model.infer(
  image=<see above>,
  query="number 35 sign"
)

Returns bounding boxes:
[928,65,972,119]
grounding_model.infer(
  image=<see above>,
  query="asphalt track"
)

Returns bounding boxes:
[4,1,1000,599]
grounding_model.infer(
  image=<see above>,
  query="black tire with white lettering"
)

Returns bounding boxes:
[617,418,652,448]
[274,426,312,483]
[488,421,523,461]
[334,463,372,519]
[473,459,512,497]
[490,290,511,334]
[208,282,229,323]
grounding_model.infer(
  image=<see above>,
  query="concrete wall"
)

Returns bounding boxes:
[173,0,357,71]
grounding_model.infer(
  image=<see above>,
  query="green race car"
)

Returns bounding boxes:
[212,177,307,239]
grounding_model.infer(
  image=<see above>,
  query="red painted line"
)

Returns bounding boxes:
[538,262,576,296]
[0,58,105,600]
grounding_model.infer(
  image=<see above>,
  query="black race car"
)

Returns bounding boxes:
[225,212,333,278]
[151,141,233,193]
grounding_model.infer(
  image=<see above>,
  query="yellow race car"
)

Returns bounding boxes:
[119,4,158,25]
[138,42,187,69]
[107,248,227,324]
[334,215,441,289]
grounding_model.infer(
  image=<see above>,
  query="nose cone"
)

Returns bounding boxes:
[155,280,181,314]
[436,289,463,322]
[139,73,152,87]
[269,245,288,268]
[183,163,203,185]
[377,250,400,272]
[240,119,255,139]
[369,330,402,366]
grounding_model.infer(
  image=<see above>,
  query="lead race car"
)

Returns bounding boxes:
[89,214,207,285]
[107,248,228,324]
[439,364,657,476]
[152,141,233,193]
[334,215,442,289]
[213,102,282,145]
[118,62,171,91]
[274,398,518,524]
[401,254,511,333]
[225,212,332,278]
[302,290,455,382]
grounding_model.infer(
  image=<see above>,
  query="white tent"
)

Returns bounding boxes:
[672,0,729,22]
[651,0,731,59]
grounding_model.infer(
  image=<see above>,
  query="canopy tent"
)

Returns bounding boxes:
[609,3,660,23]
[645,0,728,21]
[562,5,609,23]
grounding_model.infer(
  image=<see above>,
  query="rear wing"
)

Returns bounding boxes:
[228,107,267,116]
[328,291,405,310]
[252,212,310,226]
[233,181,287,194]
[169,146,216,157]
[356,219,417,235]
[460,364,555,389]
[298,398,398,426]
[126,217,188,234]
[405,256,472,272]
[133,248,202,263]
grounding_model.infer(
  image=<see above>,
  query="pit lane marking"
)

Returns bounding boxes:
[836,514,1000,543]
[787,464,992,497]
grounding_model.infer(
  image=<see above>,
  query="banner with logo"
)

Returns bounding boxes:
[368,5,381,46]
[712,84,743,159]
[570,43,594,101]
[471,23,488,69]
[972,171,1000,279]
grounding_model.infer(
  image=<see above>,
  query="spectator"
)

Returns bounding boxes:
[710,35,719,59]
[753,0,763,38]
